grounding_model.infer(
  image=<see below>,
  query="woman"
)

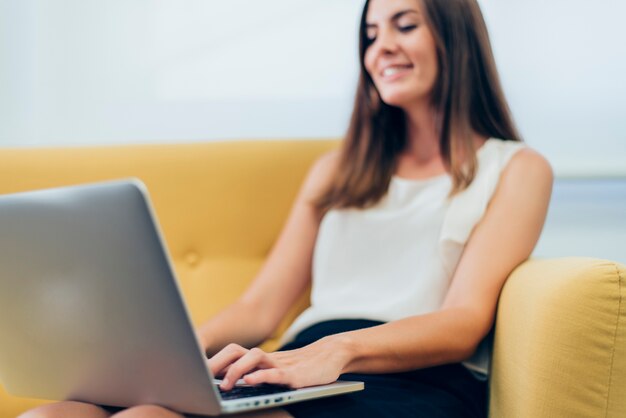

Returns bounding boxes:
[22,0,552,417]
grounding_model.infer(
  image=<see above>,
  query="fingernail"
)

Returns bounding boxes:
[221,377,229,388]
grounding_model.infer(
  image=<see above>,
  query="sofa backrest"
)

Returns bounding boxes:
[0,139,338,348]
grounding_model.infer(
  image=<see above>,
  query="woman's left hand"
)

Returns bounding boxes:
[207,336,352,391]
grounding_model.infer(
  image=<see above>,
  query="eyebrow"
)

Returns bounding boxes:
[365,9,419,28]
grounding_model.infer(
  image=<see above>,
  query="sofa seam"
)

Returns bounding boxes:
[604,263,623,418]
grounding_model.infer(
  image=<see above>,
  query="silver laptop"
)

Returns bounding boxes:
[0,179,363,415]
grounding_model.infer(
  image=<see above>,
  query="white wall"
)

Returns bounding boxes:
[0,0,361,146]
[480,0,626,177]
[1,0,625,177]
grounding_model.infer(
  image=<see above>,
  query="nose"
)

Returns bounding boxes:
[374,27,399,55]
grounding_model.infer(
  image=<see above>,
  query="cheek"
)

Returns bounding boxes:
[426,53,439,87]
[363,50,376,79]
[423,52,438,79]
[409,46,438,86]
[422,37,439,79]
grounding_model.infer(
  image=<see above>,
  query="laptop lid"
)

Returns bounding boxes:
[0,180,222,415]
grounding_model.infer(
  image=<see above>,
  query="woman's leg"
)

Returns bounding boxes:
[17,401,112,418]
[18,401,292,418]
[110,405,183,418]
[111,405,292,418]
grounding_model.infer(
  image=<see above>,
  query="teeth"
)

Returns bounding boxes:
[382,67,408,77]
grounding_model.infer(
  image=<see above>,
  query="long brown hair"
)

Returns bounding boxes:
[314,0,521,214]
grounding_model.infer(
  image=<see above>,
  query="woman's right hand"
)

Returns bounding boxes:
[207,338,351,391]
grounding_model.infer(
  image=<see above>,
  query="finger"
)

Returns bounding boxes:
[208,344,247,377]
[220,364,231,377]
[221,348,274,390]
[206,360,231,378]
[207,343,248,377]
[243,368,291,387]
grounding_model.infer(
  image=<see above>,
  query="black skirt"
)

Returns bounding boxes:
[280,319,488,418]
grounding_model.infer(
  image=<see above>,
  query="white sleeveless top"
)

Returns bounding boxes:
[281,138,526,378]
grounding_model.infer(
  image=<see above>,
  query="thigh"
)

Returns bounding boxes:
[102,405,292,418]
[283,366,487,418]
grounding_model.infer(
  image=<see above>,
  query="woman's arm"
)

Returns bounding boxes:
[210,148,553,389]
[197,150,340,356]
[339,148,554,373]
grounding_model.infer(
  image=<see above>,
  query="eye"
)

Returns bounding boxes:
[399,24,417,33]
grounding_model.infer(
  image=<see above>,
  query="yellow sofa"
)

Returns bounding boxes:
[0,139,624,418]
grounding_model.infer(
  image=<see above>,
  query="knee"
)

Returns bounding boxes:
[111,404,182,418]
[16,408,45,418]
[17,401,109,418]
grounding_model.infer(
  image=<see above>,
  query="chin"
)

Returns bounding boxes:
[379,93,412,108]
[379,88,430,110]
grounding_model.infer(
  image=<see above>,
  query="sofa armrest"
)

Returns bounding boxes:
[489,257,626,417]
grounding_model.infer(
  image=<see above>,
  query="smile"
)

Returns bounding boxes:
[380,65,413,80]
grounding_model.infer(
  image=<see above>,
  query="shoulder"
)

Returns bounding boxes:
[310,149,341,176]
[300,149,342,201]
[503,147,553,187]
[496,146,553,204]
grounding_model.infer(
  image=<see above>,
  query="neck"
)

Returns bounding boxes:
[402,101,441,163]
[401,101,487,163]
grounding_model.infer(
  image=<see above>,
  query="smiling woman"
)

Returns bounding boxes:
[19,0,553,417]
[363,7,439,107]
[204,0,550,416]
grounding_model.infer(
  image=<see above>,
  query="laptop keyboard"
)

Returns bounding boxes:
[218,384,292,400]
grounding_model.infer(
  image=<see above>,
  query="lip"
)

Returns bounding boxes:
[379,64,413,82]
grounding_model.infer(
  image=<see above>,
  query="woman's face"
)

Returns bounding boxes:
[363,0,438,109]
